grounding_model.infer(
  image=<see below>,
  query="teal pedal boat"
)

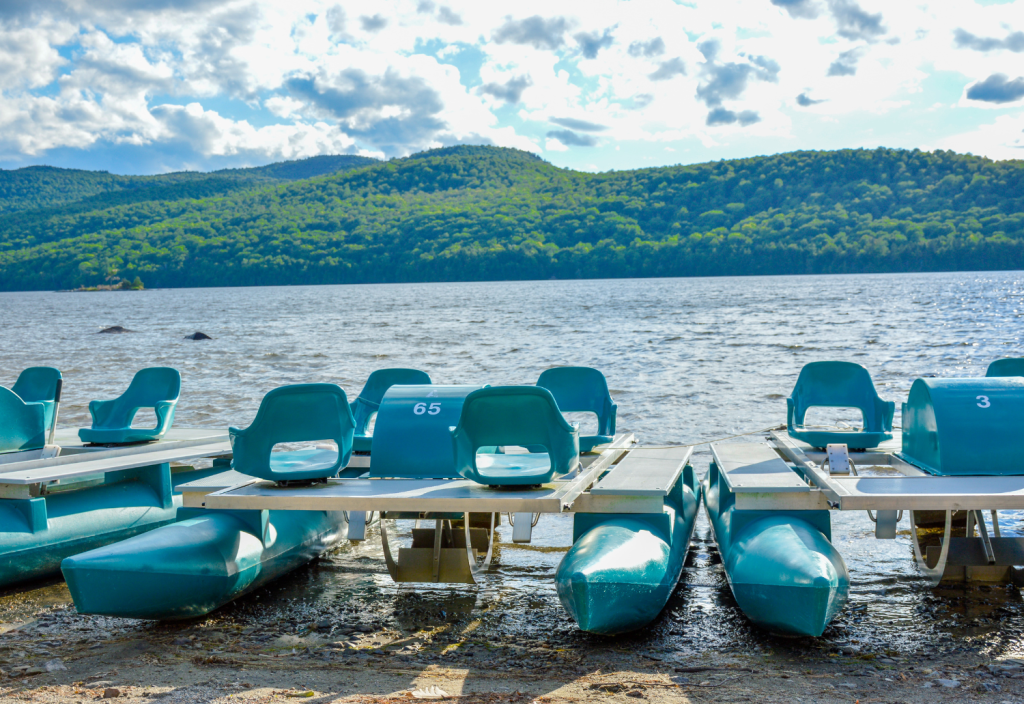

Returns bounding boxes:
[62,486,347,620]
[556,448,700,635]
[64,384,362,620]
[704,443,849,637]
[0,462,225,588]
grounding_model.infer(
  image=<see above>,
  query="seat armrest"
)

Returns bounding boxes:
[88,398,118,427]
[228,426,250,470]
[879,398,896,431]
[154,400,178,434]
[357,397,381,411]
[450,425,477,476]
[786,397,797,429]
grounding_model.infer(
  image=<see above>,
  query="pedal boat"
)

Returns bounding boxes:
[556,449,700,635]
[62,471,348,620]
[703,442,849,637]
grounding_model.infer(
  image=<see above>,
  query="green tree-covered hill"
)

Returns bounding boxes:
[0,154,379,215]
[0,145,1021,291]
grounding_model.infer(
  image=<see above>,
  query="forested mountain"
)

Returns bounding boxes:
[0,154,378,215]
[0,145,1021,291]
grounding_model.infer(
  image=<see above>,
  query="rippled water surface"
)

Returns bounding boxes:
[2,272,1024,656]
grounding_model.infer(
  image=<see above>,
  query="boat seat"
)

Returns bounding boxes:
[0,386,47,454]
[11,367,62,442]
[450,386,579,486]
[787,361,894,450]
[78,367,181,445]
[350,368,431,452]
[537,367,616,453]
[230,383,355,484]
[986,358,1024,378]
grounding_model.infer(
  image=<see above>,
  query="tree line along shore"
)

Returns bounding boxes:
[0,145,1021,291]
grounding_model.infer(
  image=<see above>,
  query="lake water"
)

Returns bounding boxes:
[2,271,1023,656]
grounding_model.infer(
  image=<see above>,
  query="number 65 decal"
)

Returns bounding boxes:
[977,395,991,408]
[413,402,442,415]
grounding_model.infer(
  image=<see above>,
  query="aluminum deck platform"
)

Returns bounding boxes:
[188,434,641,514]
[0,429,232,498]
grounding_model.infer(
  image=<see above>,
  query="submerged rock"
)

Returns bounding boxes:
[184,331,212,340]
[98,326,133,334]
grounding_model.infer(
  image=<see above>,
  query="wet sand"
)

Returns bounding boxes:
[3,519,1023,704]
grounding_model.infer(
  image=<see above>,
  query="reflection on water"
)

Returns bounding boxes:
[1,271,1023,655]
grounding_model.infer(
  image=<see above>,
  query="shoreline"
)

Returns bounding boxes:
[2,543,1021,704]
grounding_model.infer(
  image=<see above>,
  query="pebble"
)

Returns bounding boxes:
[979,682,1002,693]
[936,679,960,688]
[103,688,121,698]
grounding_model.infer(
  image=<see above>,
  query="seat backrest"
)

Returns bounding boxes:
[12,367,62,403]
[231,384,355,477]
[123,367,181,407]
[351,368,431,431]
[357,368,432,404]
[99,367,181,428]
[986,358,1024,378]
[536,366,615,435]
[458,386,575,450]
[790,361,883,425]
[0,386,46,453]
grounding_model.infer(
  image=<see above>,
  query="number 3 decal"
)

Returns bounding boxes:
[977,395,991,408]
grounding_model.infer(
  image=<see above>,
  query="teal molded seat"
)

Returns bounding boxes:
[451,386,580,487]
[0,386,46,453]
[537,367,617,452]
[987,358,1024,378]
[12,367,62,442]
[351,368,431,452]
[230,384,355,484]
[787,361,894,450]
[78,368,181,445]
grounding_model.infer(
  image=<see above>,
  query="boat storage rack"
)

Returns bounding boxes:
[186,433,698,584]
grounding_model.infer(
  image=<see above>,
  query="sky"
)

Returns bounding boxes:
[0,0,1022,175]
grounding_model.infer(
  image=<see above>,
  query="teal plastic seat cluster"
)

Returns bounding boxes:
[78,368,181,445]
[12,367,62,443]
[987,358,1024,377]
[230,383,355,484]
[450,386,580,486]
[537,367,616,452]
[350,368,431,452]
[787,361,894,450]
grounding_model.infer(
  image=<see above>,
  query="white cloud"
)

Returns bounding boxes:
[929,113,1024,161]
[1,0,1023,170]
